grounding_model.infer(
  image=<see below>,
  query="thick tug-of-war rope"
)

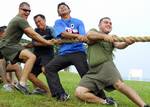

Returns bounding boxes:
[60,36,150,43]
[112,36,150,42]
[22,36,150,48]
[60,39,81,43]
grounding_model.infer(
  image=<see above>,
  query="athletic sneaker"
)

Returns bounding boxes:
[103,97,117,106]
[32,88,47,95]
[57,93,70,101]
[15,83,30,95]
[144,104,150,107]
[2,84,13,92]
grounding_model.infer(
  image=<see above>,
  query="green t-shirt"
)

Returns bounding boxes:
[0,15,30,48]
[87,28,114,67]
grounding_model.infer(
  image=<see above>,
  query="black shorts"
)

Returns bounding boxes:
[31,59,42,77]
[0,51,4,59]
[11,50,23,64]
[31,55,53,77]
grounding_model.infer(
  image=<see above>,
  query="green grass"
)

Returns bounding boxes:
[0,71,150,107]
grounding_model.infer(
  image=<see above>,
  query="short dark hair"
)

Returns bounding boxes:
[19,2,30,8]
[33,14,46,21]
[57,2,70,10]
[0,26,7,32]
[99,17,111,24]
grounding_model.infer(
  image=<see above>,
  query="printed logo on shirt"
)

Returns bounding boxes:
[71,24,74,29]
[65,27,79,34]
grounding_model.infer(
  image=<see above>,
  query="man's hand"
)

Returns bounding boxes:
[53,39,63,45]
[124,36,135,45]
[77,35,88,42]
[104,35,114,42]
[47,39,55,45]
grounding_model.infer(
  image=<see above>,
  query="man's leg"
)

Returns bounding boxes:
[0,59,7,84]
[114,80,146,107]
[28,73,50,96]
[0,59,13,92]
[75,86,106,104]
[71,52,88,77]
[18,49,36,86]
[28,57,50,95]
[6,63,22,82]
[71,53,108,100]
[27,56,50,95]
[6,72,12,83]
[15,49,36,94]
[45,55,70,100]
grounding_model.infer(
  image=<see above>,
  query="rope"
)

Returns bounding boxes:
[22,36,150,47]
[60,36,150,43]
[60,39,80,43]
[112,36,150,42]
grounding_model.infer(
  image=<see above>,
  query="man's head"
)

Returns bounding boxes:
[98,17,112,34]
[19,2,31,19]
[34,14,46,31]
[57,2,71,17]
[0,26,7,36]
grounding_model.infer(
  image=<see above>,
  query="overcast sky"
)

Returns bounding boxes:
[1,0,150,35]
[1,0,150,81]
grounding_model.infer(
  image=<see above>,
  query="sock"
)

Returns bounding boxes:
[19,81,26,87]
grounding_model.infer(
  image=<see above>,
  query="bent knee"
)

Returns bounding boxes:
[44,64,56,73]
[27,54,36,64]
[20,49,36,62]
[75,86,89,97]
[114,80,125,90]
[29,54,36,61]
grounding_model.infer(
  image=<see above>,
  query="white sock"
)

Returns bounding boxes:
[19,82,26,87]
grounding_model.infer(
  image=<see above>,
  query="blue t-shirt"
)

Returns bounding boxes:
[54,17,86,55]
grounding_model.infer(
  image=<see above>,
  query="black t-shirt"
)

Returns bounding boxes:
[32,26,55,57]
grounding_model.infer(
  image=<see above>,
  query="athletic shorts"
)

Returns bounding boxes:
[79,60,123,92]
[31,55,53,77]
[0,44,24,64]
[0,52,4,59]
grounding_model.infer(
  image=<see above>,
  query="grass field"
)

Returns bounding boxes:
[0,71,150,107]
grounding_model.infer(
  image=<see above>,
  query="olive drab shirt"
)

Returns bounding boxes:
[87,28,114,67]
[0,15,30,48]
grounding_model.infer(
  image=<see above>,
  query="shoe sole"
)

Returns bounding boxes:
[14,84,24,94]
[14,84,30,95]
[63,94,70,101]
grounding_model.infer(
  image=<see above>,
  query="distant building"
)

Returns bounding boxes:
[128,68,143,81]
